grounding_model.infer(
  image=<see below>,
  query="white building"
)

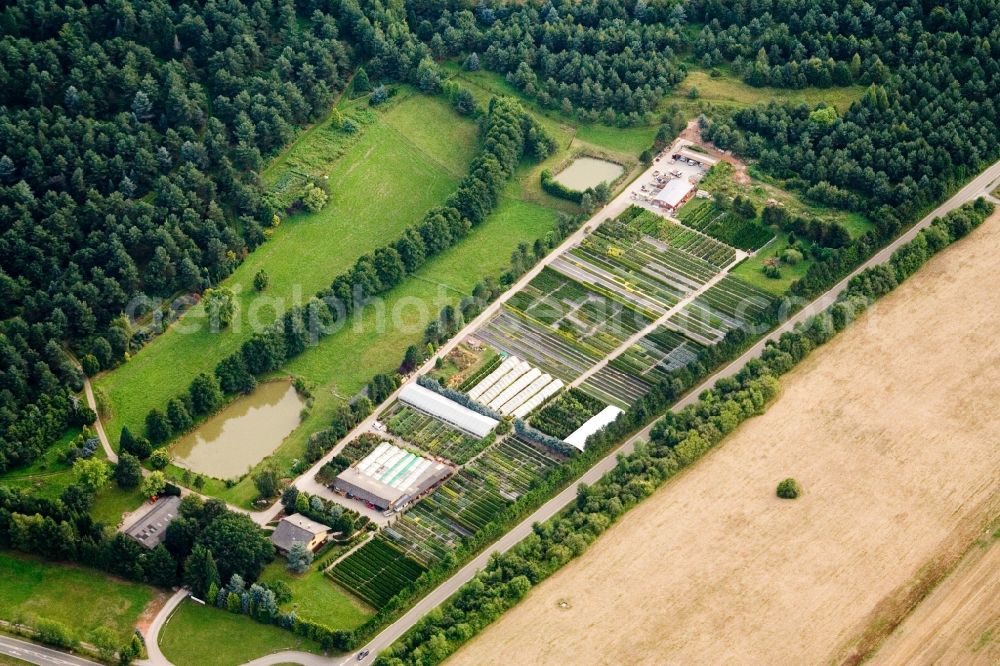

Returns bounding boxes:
[399,383,498,438]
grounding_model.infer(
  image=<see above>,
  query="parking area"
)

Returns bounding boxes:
[628,143,715,218]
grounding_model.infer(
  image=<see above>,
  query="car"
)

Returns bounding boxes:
[357,650,370,660]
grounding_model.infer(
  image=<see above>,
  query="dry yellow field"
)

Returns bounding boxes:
[870,524,1000,665]
[449,210,1000,666]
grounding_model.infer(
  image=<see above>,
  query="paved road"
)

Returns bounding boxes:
[137,159,1000,666]
[140,589,189,666]
[0,635,99,666]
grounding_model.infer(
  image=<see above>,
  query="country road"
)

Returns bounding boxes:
[0,634,99,666]
[98,155,1000,666]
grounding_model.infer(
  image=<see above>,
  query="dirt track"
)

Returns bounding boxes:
[449,213,1000,666]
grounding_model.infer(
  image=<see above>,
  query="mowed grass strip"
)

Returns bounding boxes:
[0,551,157,644]
[96,94,479,440]
[159,599,322,666]
[258,559,372,630]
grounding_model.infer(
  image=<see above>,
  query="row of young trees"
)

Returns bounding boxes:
[376,200,994,664]
[137,96,554,451]
[0,0,351,472]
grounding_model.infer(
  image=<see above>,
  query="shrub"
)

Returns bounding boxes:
[776,478,800,499]
[148,449,170,470]
[34,618,75,649]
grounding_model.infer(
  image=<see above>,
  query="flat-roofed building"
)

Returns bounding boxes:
[333,442,452,511]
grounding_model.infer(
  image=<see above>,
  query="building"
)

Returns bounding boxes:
[124,496,181,549]
[333,442,452,511]
[564,405,624,451]
[673,148,719,168]
[270,513,331,554]
[399,383,498,439]
[652,178,695,213]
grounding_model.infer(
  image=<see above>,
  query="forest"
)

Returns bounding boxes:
[0,0,350,471]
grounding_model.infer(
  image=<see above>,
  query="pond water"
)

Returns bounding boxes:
[171,380,303,479]
[551,157,624,191]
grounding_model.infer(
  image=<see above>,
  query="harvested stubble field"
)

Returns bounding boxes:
[449,210,1000,666]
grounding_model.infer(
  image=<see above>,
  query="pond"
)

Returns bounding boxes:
[171,380,304,479]
[551,157,624,191]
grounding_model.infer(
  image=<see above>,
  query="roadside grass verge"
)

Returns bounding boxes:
[95,93,478,446]
[159,600,322,666]
[258,559,372,630]
[0,551,158,645]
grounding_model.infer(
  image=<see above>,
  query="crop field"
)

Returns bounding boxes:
[383,436,561,565]
[477,308,599,381]
[327,536,426,608]
[677,199,774,251]
[506,268,654,354]
[531,389,606,439]
[479,204,742,407]
[385,405,488,464]
[628,208,736,268]
[668,275,776,344]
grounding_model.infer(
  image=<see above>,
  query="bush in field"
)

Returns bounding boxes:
[34,618,75,649]
[148,449,170,470]
[776,478,800,499]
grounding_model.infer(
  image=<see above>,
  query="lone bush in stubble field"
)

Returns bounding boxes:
[776,478,800,499]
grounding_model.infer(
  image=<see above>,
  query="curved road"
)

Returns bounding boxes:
[97,158,1000,666]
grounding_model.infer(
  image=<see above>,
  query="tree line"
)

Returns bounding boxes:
[375,200,994,664]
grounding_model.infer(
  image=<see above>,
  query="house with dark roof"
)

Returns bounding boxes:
[123,496,181,549]
[270,513,331,554]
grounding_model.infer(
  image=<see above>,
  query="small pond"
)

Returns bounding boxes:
[551,157,624,191]
[171,380,303,479]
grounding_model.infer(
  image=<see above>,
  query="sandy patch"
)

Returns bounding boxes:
[449,210,1000,666]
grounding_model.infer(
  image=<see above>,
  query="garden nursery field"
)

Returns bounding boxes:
[449,210,1000,665]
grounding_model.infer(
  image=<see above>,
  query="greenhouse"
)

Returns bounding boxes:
[399,383,499,438]
[564,405,624,451]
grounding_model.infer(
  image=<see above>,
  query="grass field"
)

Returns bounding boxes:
[666,65,866,113]
[730,232,810,295]
[258,559,371,630]
[159,600,322,666]
[0,428,81,500]
[0,552,157,644]
[95,91,479,448]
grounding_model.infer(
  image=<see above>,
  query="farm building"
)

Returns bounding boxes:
[399,383,498,439]
[123,496,181,549]
[564,405,624,451]
[333,442,452,511]
[673,148,719,168]
[270,513,330,554]
[652,179,695,213]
